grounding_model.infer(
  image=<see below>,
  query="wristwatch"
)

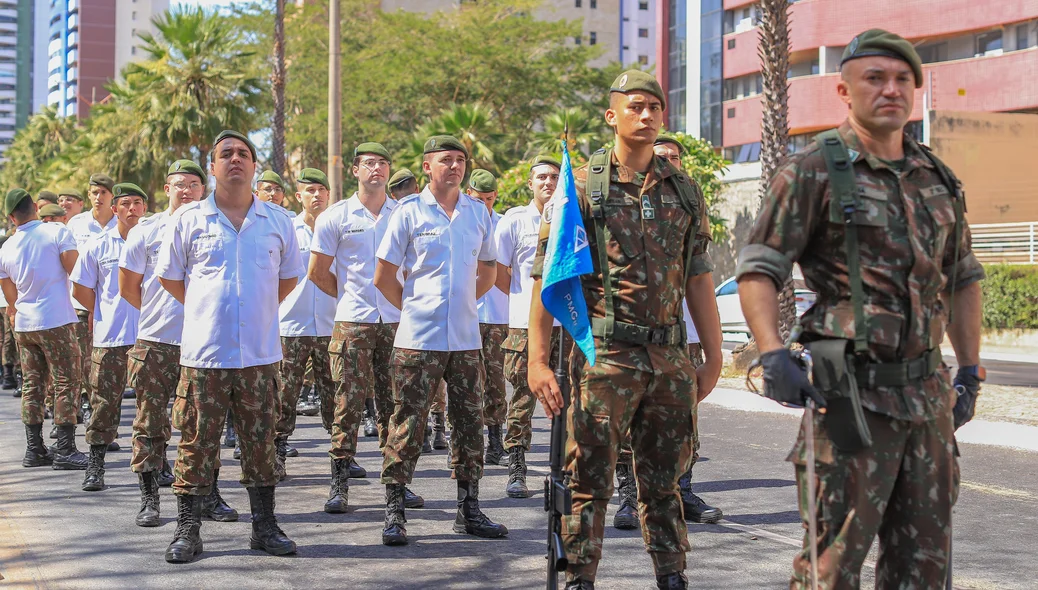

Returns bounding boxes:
[959,365,986,381]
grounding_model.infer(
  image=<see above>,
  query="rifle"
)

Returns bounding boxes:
[545,330,571,590]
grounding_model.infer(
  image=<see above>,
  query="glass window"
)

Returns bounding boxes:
[1017,24,1032,50]
[977,30,1002,54]
[589,32,596,45]
[639,1,648,9]
[916,42,947,64]
[575,0,580,7]
[716,280,738,296]
[590,0,596,7]
[638,54,648,65]
[638,28,649,38]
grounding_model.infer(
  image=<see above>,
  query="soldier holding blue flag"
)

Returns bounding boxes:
[527,70,723,590]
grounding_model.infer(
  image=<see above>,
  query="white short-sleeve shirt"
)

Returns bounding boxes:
[70,225,140,347]
[0,221,79,332]
[119,211,184,345]
[376,188,496,351]
[310,193,401,324]
[495,202,559,330]
[477,209,509,325]
[156,196,304,369]
[66,211,117,311]
[278,212,335,337]
[682,300,701,345]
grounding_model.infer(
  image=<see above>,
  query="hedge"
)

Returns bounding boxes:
[981,264,1038,331]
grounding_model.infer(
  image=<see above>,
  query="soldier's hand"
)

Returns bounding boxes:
[759,349,826,409]
[695,357,722,403]
[528,361,563,417]
[953,366,981,430]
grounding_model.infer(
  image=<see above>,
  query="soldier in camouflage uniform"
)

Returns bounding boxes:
[0,188,88,470]
[71,183,148,492]
[374,135,507,545]
[527,71,723,590]
[737,31,985,589]
[157,130,301,563]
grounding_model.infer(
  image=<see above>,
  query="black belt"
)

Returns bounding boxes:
[591,318,685,347]
[855,348,942,388]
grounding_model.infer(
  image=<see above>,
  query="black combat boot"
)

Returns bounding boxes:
[1,364,15,390]
[80,397,91,425]
[422,421,433,454]
[656,572,688,589]
[324,458,349,514]
[107,440,121,452]
[23,424,54,467]
[613,462,639,530]
[51,424,87,470]
[223,411,237,448]
[81,444,107,491]
[274,436,288,480]
[165,494,203,563]
[247,486,297,556]
[136,471,161,527]
[347,457,367,478]
[566,580,595,590]
[49,424,58,439]
[484,424,505,466]
[296,385,319,416]
[505,446,531,498]
[404,486,425,509]
[13,367,22,397]
[233,441,241,460]
[382,484,408,546]
[432,411,448,450]
[453,480,508,538]
[284,440,299,458]
[201,469,239,522]
[363,398,377,437]
[679,469,722,523]
[157,445,175,487]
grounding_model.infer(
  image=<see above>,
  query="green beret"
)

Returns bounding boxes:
[610,69,666,110]
[113,183,149,201]
[212,129,258,161]
[530,155,562,171]
[654,133,685,153]
[297,168,330,191]
[257,170,286,189]
[841,29,923,88]
[37,190,59,204]
[423,135,469,158]
[167,159,207,184]
[4,188,32,216]
[89,173,115,192]
[57,188,84,200]
[468,169,498,193]
[38,204,66,218]
[354,142,391,161]
[388,168,416,189]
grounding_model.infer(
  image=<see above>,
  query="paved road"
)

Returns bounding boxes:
[0,391,1035,589]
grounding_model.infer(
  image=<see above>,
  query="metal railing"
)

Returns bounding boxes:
[969,222,1038,265]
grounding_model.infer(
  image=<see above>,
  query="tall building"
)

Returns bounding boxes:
[658,0,1038,164]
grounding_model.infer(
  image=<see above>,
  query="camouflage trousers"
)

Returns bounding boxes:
[74,311,91,400]
[503,327,562,451]
[327,322,396,459]
[276,335,334,439]
[172,364,279,496]
[562,346,697,582]
[128,340,184,473]
[789,409,958,589]
[1,312,17,366]
[430,380,447,413]
[15,323,80,425]
[479,324,508,426]
[84,346,131,446]
[381,348,485,484]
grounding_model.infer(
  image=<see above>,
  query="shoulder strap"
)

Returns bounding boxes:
[917,143,966,324]
[665,167,704,282]
[815,129,869,355]
[587,149,614,343]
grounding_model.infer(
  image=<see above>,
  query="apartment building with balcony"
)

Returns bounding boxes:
[1,0,29,160]
[657,0,1038,164]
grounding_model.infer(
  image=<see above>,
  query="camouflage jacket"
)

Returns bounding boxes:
[737,121,985,421]
[533,150,712,371]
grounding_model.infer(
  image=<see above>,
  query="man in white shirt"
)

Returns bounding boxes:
[496,155,560,498]
[57,188,84,220]
[468,170,510,466]
[157,130,302,563]
[0,234,15,393]
[71,183,145,492]
[0,188,88,470]
[374,135,506,545]
[274,167,334,480]
[120,160,238,527]
[256,170,288,207]
[309,142,419,513]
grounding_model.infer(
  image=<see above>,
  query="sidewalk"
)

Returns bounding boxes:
[701,388,1038,453]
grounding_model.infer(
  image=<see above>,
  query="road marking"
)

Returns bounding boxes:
[961,481,1037,502]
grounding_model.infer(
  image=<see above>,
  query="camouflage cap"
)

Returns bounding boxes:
[57,188,84,200]
[841,29,923,88]
[4,188,32,216]
[167,159,207,184]
[388,168,416,189]
[257,170,286,189]
[36,190,59,204]
[610,69,666,110]
[113,182,149,201]
[468,169,497,193]
[89,173,115,192]
[354,142,391,161]
[212,129,258,161]
[654,133,685,153]
[530,155,562,171]
[38,203,67,218]
[297,168,330,190]
[423,135,469,158]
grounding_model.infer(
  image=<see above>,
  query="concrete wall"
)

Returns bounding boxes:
[711,168,762,284]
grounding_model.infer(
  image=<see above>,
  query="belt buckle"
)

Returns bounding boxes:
[649,328,665,345]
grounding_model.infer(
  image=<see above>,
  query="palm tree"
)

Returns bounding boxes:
[0,107,80,193]
[418,103,502,172]
[530,106,605,158]
[271,0,286,175]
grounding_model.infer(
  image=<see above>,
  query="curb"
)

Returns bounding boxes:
[941,347,1038,365]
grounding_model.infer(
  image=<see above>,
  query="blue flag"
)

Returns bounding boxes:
[540,144,596,366]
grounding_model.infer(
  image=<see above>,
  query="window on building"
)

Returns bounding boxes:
[976,30,1003,55]
[638,28,649,38]
[1017,23,1033,50]
[131,46,136,56]
[574,36,582,45]
[638,54,648,65]
[916,42,947,64]
[590,0,596,8]
[575,0,580,7]
[132,10,136,20]
[639,1,648,9]
[589,32,597,45]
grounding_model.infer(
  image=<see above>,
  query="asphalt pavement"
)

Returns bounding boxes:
[0,390,1035,589]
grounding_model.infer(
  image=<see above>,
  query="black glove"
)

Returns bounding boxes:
[953,366,981,430]
[759,349,827,409]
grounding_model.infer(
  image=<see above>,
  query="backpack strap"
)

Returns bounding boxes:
[815,129,869,355]
[586,149,614,343]
[917,143,966,324]
[661,160,706,284]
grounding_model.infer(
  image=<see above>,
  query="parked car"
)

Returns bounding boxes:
[713,265,816,341]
